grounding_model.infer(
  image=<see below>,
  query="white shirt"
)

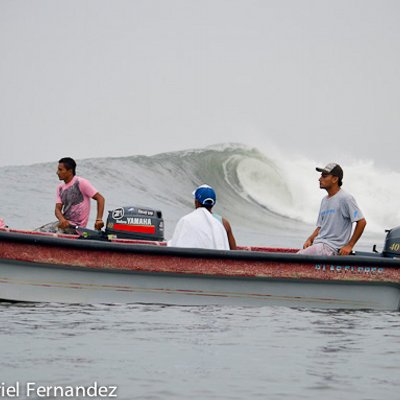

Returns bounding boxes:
[168,207,229,250]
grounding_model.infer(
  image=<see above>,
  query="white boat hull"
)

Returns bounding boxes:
[1,260,399,310]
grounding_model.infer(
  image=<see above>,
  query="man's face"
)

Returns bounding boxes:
[57,163,72,181]
[319,172,338,190]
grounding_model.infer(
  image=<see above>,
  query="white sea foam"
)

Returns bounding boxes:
[235,146,400,234]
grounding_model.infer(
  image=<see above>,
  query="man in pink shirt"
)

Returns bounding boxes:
[55,157,105,233]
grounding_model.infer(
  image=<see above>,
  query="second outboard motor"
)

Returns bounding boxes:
[105,206,164,241]
[382,226,400,258]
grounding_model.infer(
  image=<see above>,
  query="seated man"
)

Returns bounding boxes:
[168,184,237,250]
[37,157,105,234]
[298,163,367,256]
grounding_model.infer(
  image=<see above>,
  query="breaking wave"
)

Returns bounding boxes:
[0,143,399,246]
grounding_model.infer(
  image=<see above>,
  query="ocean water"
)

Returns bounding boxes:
[0,303,399,400]
[1,144,400,399]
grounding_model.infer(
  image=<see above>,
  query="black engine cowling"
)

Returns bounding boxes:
[383,226,400,258]
[105,206,164,241]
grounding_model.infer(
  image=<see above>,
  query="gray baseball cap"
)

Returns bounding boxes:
[316,163,343,180]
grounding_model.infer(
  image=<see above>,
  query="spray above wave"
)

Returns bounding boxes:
[0,144,398,239]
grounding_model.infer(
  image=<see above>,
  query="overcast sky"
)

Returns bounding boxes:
[1,0,399,168]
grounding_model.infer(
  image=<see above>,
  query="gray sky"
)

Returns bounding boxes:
[1,0,399,168]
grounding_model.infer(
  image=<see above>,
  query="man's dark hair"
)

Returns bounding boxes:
[59,157,77,176]
[201,201,214,210]
[330,165,343,187]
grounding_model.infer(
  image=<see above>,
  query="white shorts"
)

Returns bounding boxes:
[297,243,337,256]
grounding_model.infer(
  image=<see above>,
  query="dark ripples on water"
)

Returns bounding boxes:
[0,303,399,400]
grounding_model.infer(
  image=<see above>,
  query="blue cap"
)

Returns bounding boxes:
[193,184,216,206]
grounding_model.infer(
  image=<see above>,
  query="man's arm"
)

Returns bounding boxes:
[303,227,320,249]
[222,218,237,250]
[339,218,367,255]
[55,203,70,229]
[93,192,105,230]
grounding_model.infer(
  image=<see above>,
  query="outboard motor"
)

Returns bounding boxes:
[382,226,400,258]
[105,206,164,241]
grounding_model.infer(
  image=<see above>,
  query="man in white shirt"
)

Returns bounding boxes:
[168,184,237,250]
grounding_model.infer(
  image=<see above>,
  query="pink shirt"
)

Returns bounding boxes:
[0,217,5,228]
[56,176,98,227]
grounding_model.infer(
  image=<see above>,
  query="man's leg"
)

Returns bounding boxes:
[297,243,337,256]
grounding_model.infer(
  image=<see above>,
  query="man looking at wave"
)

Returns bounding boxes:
[53,157,105,234]
[298,163,366,256]
[168,184,237,250]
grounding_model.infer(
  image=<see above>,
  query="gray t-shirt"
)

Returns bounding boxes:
[314,189,364,251]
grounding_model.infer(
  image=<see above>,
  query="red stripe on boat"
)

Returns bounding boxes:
[113,224,156,234]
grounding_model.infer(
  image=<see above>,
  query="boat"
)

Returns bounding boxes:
[1,206,400,310]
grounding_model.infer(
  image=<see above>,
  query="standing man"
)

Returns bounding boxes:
[55,157,105,233]
[168,184,237,250]
[299,163,366,256]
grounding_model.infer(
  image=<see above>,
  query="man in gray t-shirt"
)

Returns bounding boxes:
[298,163,367,256]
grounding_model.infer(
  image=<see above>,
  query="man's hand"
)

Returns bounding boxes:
[303,238,313,249]
[94,220,104,231]
[339,244,353,256]
[57,218,70,230]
